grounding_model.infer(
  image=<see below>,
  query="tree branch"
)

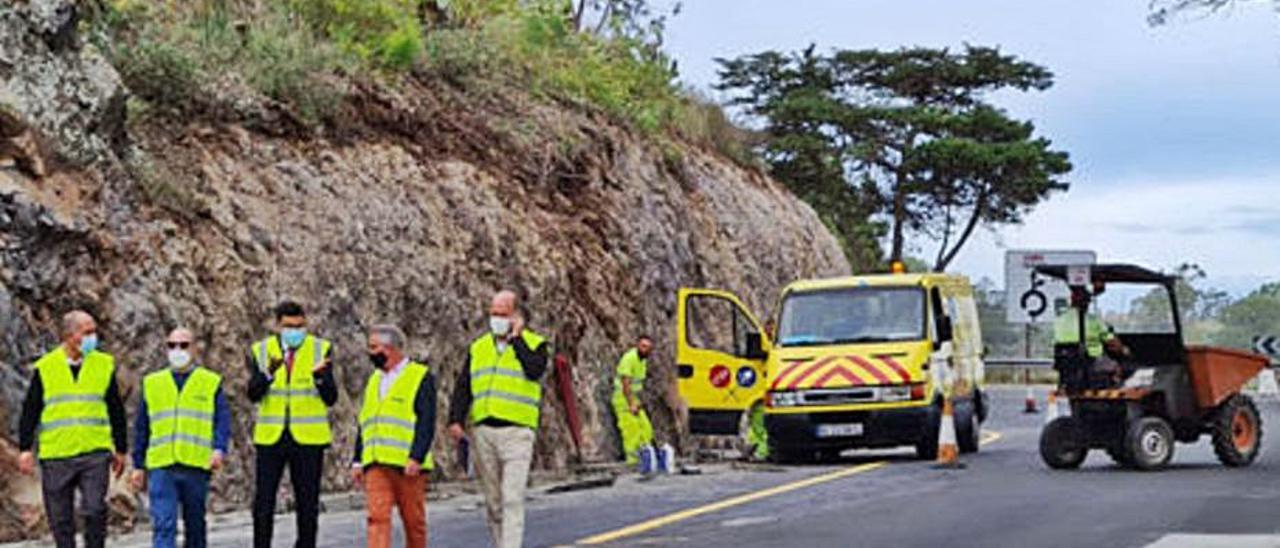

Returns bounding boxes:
[573,0,588,31]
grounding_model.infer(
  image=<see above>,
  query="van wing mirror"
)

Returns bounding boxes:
[743,332,767,360]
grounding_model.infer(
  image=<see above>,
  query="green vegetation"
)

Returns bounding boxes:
[1130,265,1280,351]
[90,0,747,163]
[716,45,1071,269]
[99,1,357,124]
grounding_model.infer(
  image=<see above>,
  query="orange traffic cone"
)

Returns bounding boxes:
[933,398,965,469]
[1024,386,1039,414]
[1045,391,1059,423]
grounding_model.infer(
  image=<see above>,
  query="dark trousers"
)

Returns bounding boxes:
[149,467,211,548]
[252,434,325,548]
[40,451,111,548]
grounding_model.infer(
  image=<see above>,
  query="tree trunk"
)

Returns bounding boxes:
[935,189,987,271]
[889,171,907,265]
[933,203,952,272]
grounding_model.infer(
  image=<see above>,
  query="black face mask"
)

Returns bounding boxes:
[638,350,651,359]
[369,352,388,369]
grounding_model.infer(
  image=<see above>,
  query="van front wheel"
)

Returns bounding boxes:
[916,399,941,460]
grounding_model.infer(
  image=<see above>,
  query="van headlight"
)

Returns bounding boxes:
[880,386,911,402]
[770,392,800,407]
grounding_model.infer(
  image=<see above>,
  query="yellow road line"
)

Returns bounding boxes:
[575,430,1005,546]
[576,461,888,545]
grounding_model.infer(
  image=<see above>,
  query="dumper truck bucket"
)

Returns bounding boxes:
[1186,346,1269,409]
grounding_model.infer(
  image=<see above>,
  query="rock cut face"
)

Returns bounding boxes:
[0,0,853,531]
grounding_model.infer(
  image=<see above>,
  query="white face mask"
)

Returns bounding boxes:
[167,349,192,370]
[489,316,512,337]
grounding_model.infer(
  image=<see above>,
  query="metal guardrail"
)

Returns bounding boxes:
[985,358,1053,369]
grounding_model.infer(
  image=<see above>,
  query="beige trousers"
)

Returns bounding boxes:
[473,425,536,548]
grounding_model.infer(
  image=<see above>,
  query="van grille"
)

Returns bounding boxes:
[796,388,879,406]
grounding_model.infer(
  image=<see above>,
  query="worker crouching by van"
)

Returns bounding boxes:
[613,336,672,474]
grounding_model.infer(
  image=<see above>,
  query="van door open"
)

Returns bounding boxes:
[676,288,770,435]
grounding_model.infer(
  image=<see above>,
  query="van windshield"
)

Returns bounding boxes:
[777,287,926,347]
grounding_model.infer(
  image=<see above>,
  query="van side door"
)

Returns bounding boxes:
[676,288,770,435]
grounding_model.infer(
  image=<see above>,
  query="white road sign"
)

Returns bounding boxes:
[1004,249,1097,324]
[1255,336,1279,360]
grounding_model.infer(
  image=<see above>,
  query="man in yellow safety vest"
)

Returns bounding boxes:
[246,301,338,548]
[1054,285,1130,380]
[129,328,232,548]
[350,324,436,548]
[612,335,655,469]
[16,310,128,548]
[448,290,549,548]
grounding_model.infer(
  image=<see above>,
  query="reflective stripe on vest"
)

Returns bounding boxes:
[252,335,332,445]
[36,347,115,460]
[468,331,544,429]
[143,367,221,470]
[358,362,434,469]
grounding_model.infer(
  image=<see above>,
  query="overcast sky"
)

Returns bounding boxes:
[661,0,1280,295]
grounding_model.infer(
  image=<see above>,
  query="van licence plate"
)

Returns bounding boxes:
[815,423,863,438]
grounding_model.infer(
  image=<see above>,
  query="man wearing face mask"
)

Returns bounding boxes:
[447,290,549,548]
[612,335,656,470]
[246,301,339,548]
[350,324,436,548]
[130,328,231,548]
[15,310,129,548]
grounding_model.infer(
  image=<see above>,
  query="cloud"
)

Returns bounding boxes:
[661,0,1280,293]
[944,177,1280,294]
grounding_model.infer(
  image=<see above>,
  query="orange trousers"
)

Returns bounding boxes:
[365,466,428,548]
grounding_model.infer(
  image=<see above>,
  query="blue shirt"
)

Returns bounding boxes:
[132,368,232,470]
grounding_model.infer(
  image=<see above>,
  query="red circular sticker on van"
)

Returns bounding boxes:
[709,365,731,389]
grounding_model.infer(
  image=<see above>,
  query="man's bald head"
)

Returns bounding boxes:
[59,310,98,356]
[61,310,93,338]
[490,290,518,316]
[168,328,195,344]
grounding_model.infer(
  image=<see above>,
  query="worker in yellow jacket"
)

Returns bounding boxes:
[612,335,656,469]
[246,301,339,548]
[351,324,436,548]
[16,310,128,548]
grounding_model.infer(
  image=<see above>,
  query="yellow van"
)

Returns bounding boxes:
[676,272,986,462]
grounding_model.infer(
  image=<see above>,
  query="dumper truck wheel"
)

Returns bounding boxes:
[1040,417,1087,470]
[1125,416,1174,471]
[1212,394,1262,467]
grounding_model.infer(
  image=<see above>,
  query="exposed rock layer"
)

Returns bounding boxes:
[0,0,851,540]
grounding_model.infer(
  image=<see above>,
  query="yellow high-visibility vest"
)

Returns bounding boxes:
[358,361,434,469]
[143,367,221,470]
[1054,308,1115,358]
[35,347,115,460]
[468,330,545,429]
[612,348,647,405]
[251,335,332,445]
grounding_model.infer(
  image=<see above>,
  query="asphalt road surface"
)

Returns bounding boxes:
[22,386,1280,548]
